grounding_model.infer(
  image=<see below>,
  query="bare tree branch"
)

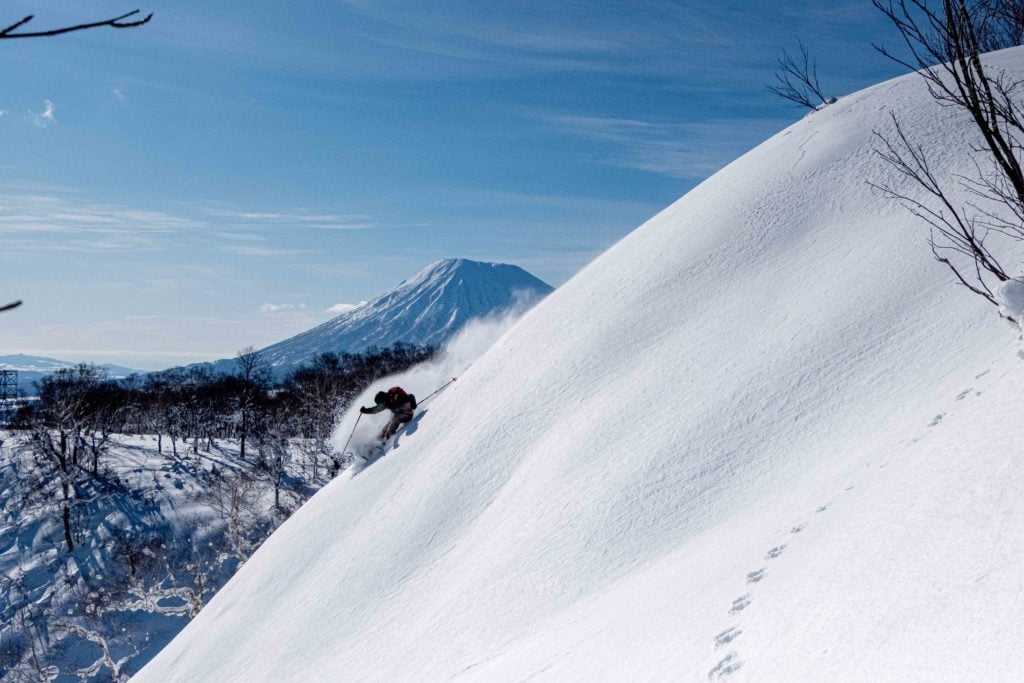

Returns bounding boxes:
[767,40,834,111]
[0,10,152,40]
[872,0,1023,321]
[0,301,22,313]
[975,0,1024,50]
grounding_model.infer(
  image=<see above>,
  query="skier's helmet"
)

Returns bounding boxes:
[374,390,388,404]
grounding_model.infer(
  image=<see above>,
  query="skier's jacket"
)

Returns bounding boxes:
[360,386,417,415]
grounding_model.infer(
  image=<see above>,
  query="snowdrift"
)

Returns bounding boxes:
[139,50,1024,681]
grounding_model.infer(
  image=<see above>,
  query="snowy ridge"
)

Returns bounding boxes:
[0,354,140,394]
[257,259,552,372]
[139,49,1024,681]
[0,354,138,377]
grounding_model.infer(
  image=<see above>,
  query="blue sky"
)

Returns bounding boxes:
[0,1,903,369]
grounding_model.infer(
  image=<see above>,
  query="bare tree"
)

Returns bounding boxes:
[234,346,269,461]
[872,0,1024,320]
[0,9,152,40]
[975,0,1024,49]
[19,425,80,552]
[17,365,111,551]
[256,403,295,511]
[205,468,261,559]
[767,40,835,111]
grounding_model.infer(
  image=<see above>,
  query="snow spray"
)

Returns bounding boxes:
[329,307,531,468]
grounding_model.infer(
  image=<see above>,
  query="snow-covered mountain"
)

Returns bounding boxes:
[140,50,1024,681]
[188,258,552,378]
[259,258,552,371]
[0,354,140,394]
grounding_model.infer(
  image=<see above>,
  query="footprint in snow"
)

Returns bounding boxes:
[746,568,766,583]
[816,504,829,513]
[956,389,972,401]
[714,627,742,648]
[764,545,786,560]
[729,594,751,614]
[790,524,805,534]
[708,653,743,679]
[975,369,990,379]
[928,414,944,427]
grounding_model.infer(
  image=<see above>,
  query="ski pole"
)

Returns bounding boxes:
[419,377,457,406]
[339,412,362,455]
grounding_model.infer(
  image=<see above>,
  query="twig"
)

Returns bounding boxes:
[0,10,152,39]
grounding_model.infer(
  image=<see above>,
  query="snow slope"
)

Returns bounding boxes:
[262,259,553,377]
[139,49,1024,681]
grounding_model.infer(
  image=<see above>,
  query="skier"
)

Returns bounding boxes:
[360,386,417,442]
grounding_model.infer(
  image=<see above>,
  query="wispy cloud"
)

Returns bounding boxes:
[454,187,660,216]
[32,100,56,128]
[326,301,367,315]
[205,208,374,230]
[112,87,127,104]
[336,0,739,76]
[540,113,787,179]
[210,231,268,242]
[0,192,204,252]
[0,190,376,255]
[221,245,314,257]
[259,302,308,313]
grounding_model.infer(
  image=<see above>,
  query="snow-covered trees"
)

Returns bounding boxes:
[233,347,269,461]
[0,341,440,677]
[9,343,439,466]
[18,365,111,551]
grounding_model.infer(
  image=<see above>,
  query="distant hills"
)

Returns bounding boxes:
[0,354,140,394]
[4,259,553,390]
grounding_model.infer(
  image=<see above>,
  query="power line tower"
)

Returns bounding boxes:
[0,370,17,426]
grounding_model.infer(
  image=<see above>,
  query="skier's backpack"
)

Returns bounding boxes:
[387,386,416,409]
